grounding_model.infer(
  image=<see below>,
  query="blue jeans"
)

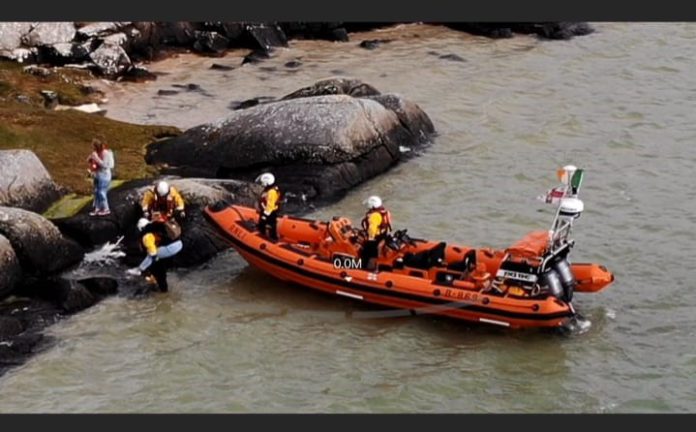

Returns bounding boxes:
[93,171,111,211]
[138,240,184,272]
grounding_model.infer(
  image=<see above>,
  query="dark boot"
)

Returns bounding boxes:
[150,260,169,292]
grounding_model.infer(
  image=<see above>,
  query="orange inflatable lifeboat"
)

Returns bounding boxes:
[204,166,614,330]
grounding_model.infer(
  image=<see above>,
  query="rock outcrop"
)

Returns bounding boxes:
[1,275,119,375]
[0,150,63,213]
[0,206,84,276]
[146,79,434,203]
[0,234,21,299]
[0,22,594,78]
[53,178,259,267]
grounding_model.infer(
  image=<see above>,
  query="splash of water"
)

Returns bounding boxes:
[567,314,593,335]
[82,236,127,266]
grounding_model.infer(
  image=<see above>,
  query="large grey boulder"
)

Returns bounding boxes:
[0,150,63,213]
[76,22,130,40]
[281,77,380,100]
[244,23,288,51]
[0,207,84,276]
[146,79,435,201]
[0,234,21,299]
[88,41,132,77]
[0,22,33,51]
[21,22,76,47]
[38,42,91,64]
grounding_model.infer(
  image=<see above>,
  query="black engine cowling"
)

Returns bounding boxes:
[539,269,564,300]
[539,258,576,302]
[552,258,576,303]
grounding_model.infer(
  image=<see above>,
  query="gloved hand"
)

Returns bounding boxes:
[126,267,142,276]
[263,210,271,216]
[142,210,151,220]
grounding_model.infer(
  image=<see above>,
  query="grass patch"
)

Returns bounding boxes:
[42,179,127,219]
[0,102,180,195]
[41,193,93,219]
[0,60,180,196]
[0,59,98,106]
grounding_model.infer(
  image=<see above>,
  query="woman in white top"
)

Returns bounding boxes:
[87,138,115,216]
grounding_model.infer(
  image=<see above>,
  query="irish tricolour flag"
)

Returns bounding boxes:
[537,167,584,204]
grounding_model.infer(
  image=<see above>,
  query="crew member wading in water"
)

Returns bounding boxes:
[127,217,183,292]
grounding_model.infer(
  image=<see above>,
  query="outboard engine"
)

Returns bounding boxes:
[551,257,576,302]
[538,267,564,300]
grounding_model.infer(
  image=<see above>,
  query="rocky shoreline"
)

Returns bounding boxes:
[0,22,593,376]
[1,22,593,79]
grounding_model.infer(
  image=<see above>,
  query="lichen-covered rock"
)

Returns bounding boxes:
[282,77,381,100]
[88,42,132,77]
[0,234,21,299]
[0,150,63,213]
[0,22,33,51]
[76,22,130,40]
[146,80,435,202]
[21,22,76,47]
[0,207,84,276]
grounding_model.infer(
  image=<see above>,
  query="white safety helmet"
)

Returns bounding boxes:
[137,218,150,232]
[256,172,275,187]
[156,181,170,197]
[364,195,382,209]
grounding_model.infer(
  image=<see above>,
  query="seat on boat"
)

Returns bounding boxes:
[401,242,447,270]
[447,249,477,275]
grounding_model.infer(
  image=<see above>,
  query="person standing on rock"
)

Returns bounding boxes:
[256,173,282,241]
[126,217,183,292]
[141,181,186,223]
[87,137,115,217]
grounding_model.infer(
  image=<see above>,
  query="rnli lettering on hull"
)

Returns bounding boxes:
[496,269,538,283]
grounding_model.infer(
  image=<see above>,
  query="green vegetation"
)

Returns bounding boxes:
[42,180,126,219]
[0,60,180,197]
[0,59,97,106]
